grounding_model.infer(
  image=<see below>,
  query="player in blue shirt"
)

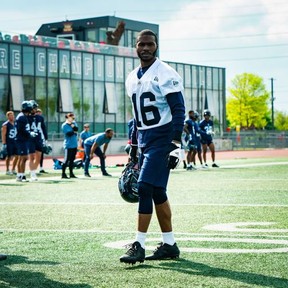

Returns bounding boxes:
[1,111,18,175]
[61,113,78,179]
[120,29,185,264]
[198,109,219,168]
[83,128,114,177]
[79,123,92,161]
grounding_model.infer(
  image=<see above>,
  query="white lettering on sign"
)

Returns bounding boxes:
[37,52,45,72]
[96,58,103,78]
[60,54,70,74]
[84,57,92,76]
[0,48,8,69]
[72,55,81,75]
[12,50,21,70]
[49,53,58,73]
[106,59,113,78]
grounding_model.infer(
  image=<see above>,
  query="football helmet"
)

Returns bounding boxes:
[42,143,52,155]
[193,111,199,120]
[118,160,140,203]
[0,145,7,160]
[203,109,211,117]
[29,100,39,109]
[21,100,33,113]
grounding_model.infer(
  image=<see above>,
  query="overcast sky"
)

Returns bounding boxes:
[1,0,288,113]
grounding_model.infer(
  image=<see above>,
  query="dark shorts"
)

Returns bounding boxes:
[6,141,18,157]
[201,138,213,146]
[16,140,29,156]
[195,141,202,152]
[138,145,171,189]
[28,139,43,153]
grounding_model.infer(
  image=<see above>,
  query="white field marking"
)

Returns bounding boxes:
[221,162,288,169]
[104,237,288,254]
[1,228,288,239]
[203,222,288,233]
[1,202,288,207]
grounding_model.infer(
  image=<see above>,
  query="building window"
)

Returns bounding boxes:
[59,78,73,112]
[103,82,117,113]
[10,75,24,111]
[99,28,107,44]
[86,29,96,43]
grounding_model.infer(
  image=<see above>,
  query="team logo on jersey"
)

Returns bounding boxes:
[172,80,179,86]
[153,76,159,82]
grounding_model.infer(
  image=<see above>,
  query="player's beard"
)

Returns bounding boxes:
[137,50,157,63]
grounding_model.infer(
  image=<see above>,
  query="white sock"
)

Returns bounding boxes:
[162,231,175,246]
[135,231,146,249]
[30,170,36,177]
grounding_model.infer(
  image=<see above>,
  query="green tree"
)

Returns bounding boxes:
[226,73,270,129]
[274,111,288,130]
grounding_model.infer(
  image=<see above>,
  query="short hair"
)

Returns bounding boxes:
[65,113,74,119]
[137,29,158,46]
[6,111,14,117]
[105,128,113,134]
[84,123,90,128]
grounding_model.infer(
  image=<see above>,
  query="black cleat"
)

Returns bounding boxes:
[212,163,219,168]
[120,241,145,264]
[84,173,91,177]
[39,169,48,174]
[70,174,77,178]
[145,242,180,260]
[0,254,7,261]
[61,174,69,179]
[103,172,112,177]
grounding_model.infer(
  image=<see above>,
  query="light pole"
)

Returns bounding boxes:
[270,78,275,129]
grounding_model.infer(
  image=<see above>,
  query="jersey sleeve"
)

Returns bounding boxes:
[159,66,184,96]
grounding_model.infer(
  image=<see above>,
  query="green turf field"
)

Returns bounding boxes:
[1,157,288,288]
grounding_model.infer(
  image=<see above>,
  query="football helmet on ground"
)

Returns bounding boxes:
[118,160,140,203]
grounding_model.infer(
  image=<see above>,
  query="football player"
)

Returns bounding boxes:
[1,111,18,175]
[198,109,219,168]
[83,128,114,177]
[28,100,48,181]
[120,29,185,264]
[15,101,34,182]
[184,110,204,170]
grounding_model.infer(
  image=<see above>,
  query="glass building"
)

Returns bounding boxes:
[0,16,226,138]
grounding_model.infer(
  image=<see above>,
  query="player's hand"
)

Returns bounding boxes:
[129,145,138,163]
[30,131,38,138]
[206,130,214,135]
[167,142,181,169]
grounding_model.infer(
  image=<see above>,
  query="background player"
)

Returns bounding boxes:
[198,109,219,168]
[1,111,18,175]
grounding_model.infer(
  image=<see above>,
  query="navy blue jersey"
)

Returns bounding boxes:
[199,119,213,141]
[185,119,202,143]
[2,120,17,144]
[15,112,30,141]
[127,118,134,140]
[29,114,48,142]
